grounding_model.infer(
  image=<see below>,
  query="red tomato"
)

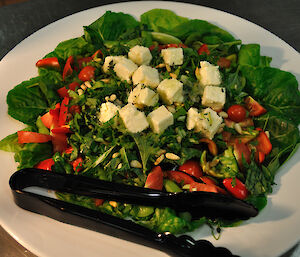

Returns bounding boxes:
[232,138,251,168]
[51,126,71,134]
[62,56,74,81]
[197,44,210,55]
[17,131,52,144]
[255,129,272,155]
[78,66,95,81]
[166,170,195,185]
[223,178,248,200]
[255,151,265,164]
[199,176,216,185]
[51,133,68,153]
[227,105,247,122]
[41,103,60,129]
[189,182,218,193]
[72,156,83,172]
[222,131,232,142]
[91,49,103,59]
[36,57,60,70]
[58,97,69,126]
[145,166,164,190]
[57,82,80,98]
[94,199,104,206]
[64,146,74,154]
[77,57,93,71]
[245,96,267,117]
[217,57,231,68]
[35,158,55,171]
[179,160,203,179]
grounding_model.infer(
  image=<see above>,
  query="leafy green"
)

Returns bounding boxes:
[7,77,49,125]
[0,132,21,153]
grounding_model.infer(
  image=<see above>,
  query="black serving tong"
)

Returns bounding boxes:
[9,168,257,256]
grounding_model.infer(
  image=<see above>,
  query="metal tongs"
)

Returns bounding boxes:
[9,168,258,256]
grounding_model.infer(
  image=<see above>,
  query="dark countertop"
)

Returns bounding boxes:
[0,0,299,256]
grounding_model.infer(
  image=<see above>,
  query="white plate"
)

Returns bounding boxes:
[0,2,299,257]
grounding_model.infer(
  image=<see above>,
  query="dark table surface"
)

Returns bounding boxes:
[0,0,299,256]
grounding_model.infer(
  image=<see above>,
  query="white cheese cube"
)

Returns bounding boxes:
[103,56,125,73]
[114,58,138,83]
[198,108,223,139]
[157,78,184,105]
[196,61,221,87]
[128,85,159,107]
[128,45,152,65]
[202,86,226,110]
[132,65,160,88]
[186,107,200,131]
[98,102,120,123]
[119,104,149,133]
[147,106,174,134]
[161,48,183,66]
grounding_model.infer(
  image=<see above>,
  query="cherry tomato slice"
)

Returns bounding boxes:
[78,65,96,81]
[62,56,74,81]
[77,57,93,71]
[179,160,203,179]
[166,170,195,185]
[51,133,68,153]
[72,156,83,172]
[35,158,55,171]
[223,178,248,200]
[227,104,247,123]
[189,181,218,193]
[197,44,210,55]
[217,57,231,69]
[57,82,80,98]
[255,129,272,155]
[36,57,60,70]
[94,199,104,206]
[58,97,69,126]
[145,166,163,190]
[232,138,251,168]
[245,96,267,116]
[17,131,52,144]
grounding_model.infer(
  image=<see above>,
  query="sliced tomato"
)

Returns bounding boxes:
[199,176,216,185]
[58,97,69,126]
[91,49,103,59]
[36,57,60,70]
[35,158,55,171]
[255,129,272,155]
[145,166,164,190]
[166,170,195,185]
[223,178,248,200]
[222,131,232,142]
[199,138,218,156]
[57,82,80,98]
[62,56,74,81]
[64,146,74,154]
[189,181,218,193]
[41,103,60,129]
[78,65,95,82]
[51,133,68,153]
[94,198,104,206]
[197,44,210,55]
[217,57,231,68]
[245,96,267,116]
[51,126,71,134]
[77,56,93,71]
[18,131,52,144]
[232,138,251,168]
[227,104,247,123]
[255,151,265,164]
[179,160,203,179]
[72,156,83,172]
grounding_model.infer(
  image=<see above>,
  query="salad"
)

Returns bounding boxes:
[0,9,299,236]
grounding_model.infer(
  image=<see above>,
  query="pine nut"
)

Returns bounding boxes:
[130,160,142,169]
[112,152,119,158]
[234,123,243,134]
[101,79,110,83]
[219,111,228,118]
[110,94,117,101]
[155,149,166,157]
[109,201,117,208]
[154,154,165,165]
[156,63,166,68]
[166,64,171,72]
[80,84,87,90]
[105,96,110,102]
[165,153,180,160]
[84,81,92,88]
[117,163,122,169]
[77,89,84,95]
[169,73,177,79]
[94,58,102,62]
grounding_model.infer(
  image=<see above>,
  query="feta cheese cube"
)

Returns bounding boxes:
[196,61,222,87]
[186,107,223,139]
[202,86,226,110]
[119,104,149,133]
[157,78,184,105]
[147,105,174,134]
[128,45,152,65]
[114,58,138,83]
[98,102,120,123]
[161,48,183,66]
[132,65,160,88]
[103,56,125,73]
[128,84,159,107]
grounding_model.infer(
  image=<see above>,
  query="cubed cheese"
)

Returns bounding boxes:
[128,45,152,65]
[114,58,138,83]
[119,104,149,133]
[157,78,184,105]
[147,106,174,134]
[202,86,226,110]
[132,65,160,88]
[161,48,183,66]
[103,56,125,73]
[196,61,221,87]
[128,84,159,107]
[186,107,223,139]
[98,102,120,123]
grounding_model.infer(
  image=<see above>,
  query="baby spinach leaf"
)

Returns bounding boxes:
[0,132,21,153]
[7,77,49,125]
